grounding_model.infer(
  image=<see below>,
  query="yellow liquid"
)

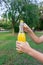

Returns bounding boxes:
[17,33,26,42]
[17,32,26,53]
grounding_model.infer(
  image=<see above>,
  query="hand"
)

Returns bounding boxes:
[23,23,32,33]
[16,41,31,54]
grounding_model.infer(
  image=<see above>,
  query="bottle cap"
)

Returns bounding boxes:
[19,20,24,32]
[20,20,24,23]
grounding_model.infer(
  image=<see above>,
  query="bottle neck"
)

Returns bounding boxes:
[19,21,24,33]
[19,26,23,33]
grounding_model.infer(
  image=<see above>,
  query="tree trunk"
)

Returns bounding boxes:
[12,16,15,35]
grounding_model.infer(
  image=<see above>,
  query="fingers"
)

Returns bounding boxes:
[23,23,26,26]
[16,41,22,48]
[16,41,22,50]
[16,42,22,52]
[16,48,21,51]
[24,23,28,28]
[16,41,24,45]
[16,41,29,53]
[16,41,25,52]
[16,44,20,49]
[23,23,29,32]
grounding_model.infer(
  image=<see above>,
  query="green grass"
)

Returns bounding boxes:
[0,32,43,65]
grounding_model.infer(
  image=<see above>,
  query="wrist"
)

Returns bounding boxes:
[27,28,32,34]
[26,47,32,54]
[27,47,33,56]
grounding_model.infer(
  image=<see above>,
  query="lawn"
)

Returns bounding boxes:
[0,31,43,65]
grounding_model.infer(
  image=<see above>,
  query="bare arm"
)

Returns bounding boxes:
[28,47,43,63]
[23,23,43,44]
[16,41,43,63]
[28,30,43,43]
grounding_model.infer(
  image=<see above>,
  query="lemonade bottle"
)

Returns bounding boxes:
[17,20,26,42]
[17,20,26,53]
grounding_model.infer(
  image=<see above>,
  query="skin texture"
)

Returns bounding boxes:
[16,41,43,63]
[23,23,43,44]
[16,23,43,63]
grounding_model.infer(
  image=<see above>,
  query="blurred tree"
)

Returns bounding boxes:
[0,0,39,33]
[39,1,43,30]
[39,1,43,20]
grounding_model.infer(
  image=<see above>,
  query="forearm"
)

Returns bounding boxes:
[27,47,43,63]
[27,29,43,43]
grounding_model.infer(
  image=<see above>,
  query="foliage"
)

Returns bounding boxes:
[40,19,43,30]
[0,0,40,32]
[0,20,12,29]
[14,22,19,33]
[38,1,43,30]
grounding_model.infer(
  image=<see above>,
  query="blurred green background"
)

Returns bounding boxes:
[0,0,43,33]
[0,0,43,65]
